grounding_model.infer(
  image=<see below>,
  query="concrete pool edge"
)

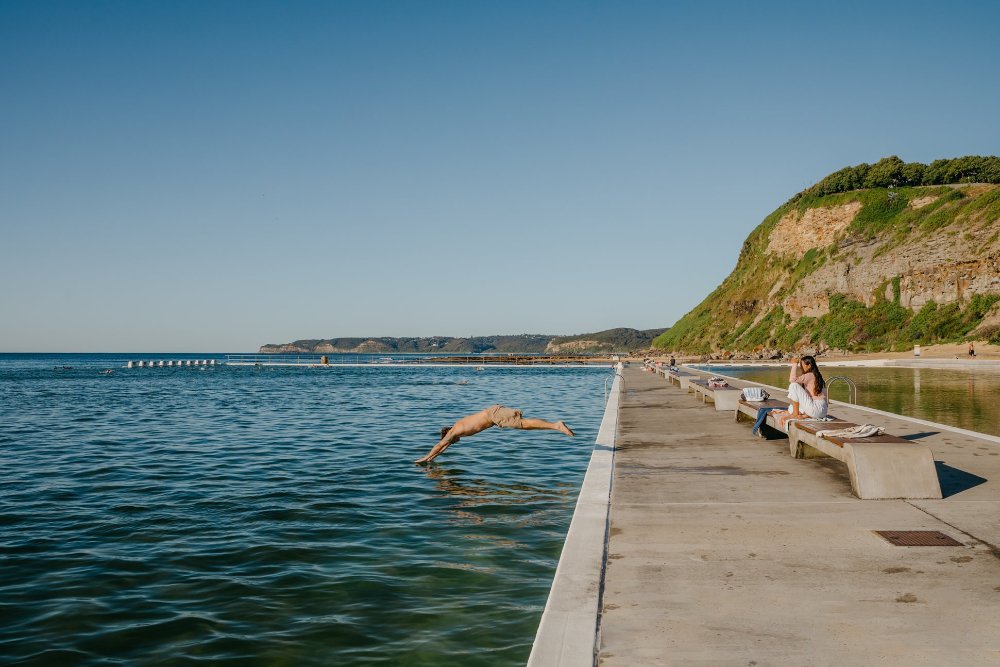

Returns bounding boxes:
[526,365,622,666]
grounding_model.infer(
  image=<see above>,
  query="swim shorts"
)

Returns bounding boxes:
[487,404,523,429]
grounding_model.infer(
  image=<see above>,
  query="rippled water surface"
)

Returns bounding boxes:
[0,354,607,665]
[705,364,1000,437]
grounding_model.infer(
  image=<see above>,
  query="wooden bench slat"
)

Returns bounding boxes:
[793,421,854,434]
[822,433,912,446]
[738,398,789,410]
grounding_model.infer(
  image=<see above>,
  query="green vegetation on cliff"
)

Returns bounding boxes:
[793,155,1000,201]
[654,157,1000,355]
[547,327,668,353]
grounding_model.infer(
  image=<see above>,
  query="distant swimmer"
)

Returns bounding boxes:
[414,405,574,464]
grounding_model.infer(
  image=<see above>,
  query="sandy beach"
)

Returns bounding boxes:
[640,340,1000,365]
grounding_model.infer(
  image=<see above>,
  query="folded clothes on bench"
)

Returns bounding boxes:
[816,424,885,439]
[707,376,729,388]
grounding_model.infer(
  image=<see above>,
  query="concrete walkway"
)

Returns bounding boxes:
[598,367,1000,666]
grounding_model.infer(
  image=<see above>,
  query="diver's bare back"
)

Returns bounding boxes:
[450,408,495,438]
[414,405,573,465]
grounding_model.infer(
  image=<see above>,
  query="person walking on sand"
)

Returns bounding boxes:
[787,355,828,419]
[415,405,574,464]
[969,342,976,358]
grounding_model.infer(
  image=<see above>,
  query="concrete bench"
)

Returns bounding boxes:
[789,421,942,500]
[667,370,696,389]
[735,399,942,500]
[644,363,671,380]
[688,379,743,411]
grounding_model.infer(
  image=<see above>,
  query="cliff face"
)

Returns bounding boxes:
[654,183,1000,355]
[774,186,1000,316]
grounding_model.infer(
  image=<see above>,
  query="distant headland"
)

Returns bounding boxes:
[259,327,668,355]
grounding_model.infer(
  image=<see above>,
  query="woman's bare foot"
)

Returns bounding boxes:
[556,421,574,436]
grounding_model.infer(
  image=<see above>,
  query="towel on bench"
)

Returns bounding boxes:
[772,411,835,431]
[816,424,885,439]
[708,376,729,388]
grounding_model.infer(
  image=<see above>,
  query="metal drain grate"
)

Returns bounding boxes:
[875,530,963,547]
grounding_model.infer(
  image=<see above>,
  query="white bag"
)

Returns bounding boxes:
[741,387,770,402]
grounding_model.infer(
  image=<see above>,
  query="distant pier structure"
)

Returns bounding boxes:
[123,354,616,369]
[126,359,216,369]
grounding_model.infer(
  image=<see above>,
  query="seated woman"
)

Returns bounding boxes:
[787,355,828,418]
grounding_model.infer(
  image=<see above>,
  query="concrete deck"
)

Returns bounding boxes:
[598,366,1000,666]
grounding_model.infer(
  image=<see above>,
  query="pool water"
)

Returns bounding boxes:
[0,355,608,665]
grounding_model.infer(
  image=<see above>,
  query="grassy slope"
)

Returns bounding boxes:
[653,184,1000,354]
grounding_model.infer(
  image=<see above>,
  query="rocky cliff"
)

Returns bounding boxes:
[654,178,1000,355]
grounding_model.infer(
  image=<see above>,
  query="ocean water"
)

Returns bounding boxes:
[704,364,1000,437]
[0,354,609,666]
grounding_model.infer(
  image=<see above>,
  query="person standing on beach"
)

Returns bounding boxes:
[969,342,976,358]
[787,356,828,419]
[414,405,574,464]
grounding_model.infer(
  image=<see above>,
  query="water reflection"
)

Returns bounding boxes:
[423,466,576,505]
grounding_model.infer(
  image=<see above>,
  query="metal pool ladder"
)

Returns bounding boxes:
[605,371,625,405]
[826,376,858,404]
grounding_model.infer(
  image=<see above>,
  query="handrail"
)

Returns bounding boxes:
[826,376,858,404]
[604,367,625,405]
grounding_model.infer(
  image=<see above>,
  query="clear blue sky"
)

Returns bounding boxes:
[2,1,998,352]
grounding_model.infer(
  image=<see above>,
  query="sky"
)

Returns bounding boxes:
[2,1,999,352]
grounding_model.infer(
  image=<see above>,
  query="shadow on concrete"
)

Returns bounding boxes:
[935,461,988,498]
[759,425,785,440]
[901,431,940,441]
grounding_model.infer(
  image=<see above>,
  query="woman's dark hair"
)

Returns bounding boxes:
[800,355,825,393]
[440,426,451,440]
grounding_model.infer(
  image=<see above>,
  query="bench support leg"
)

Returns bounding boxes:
[842,443,943,499]
[789,431,830,459]
[712,391,741,412]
